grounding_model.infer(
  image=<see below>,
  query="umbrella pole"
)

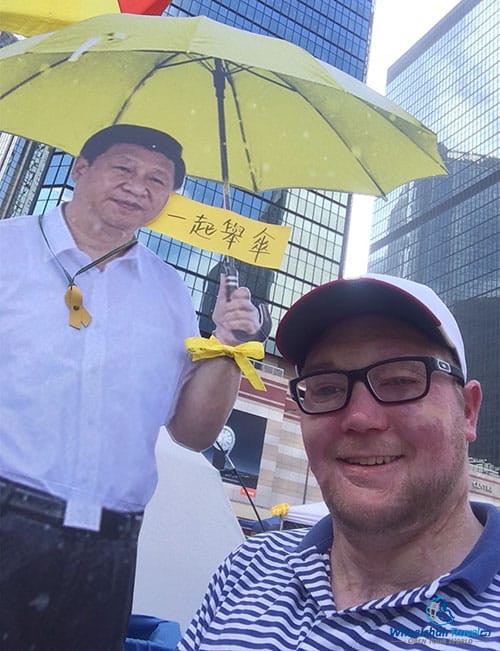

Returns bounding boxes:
[213,60,231,211]
[213,60,239,291]
[214,60,272,343]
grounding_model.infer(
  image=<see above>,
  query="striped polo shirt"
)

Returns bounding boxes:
[177,502,500,650]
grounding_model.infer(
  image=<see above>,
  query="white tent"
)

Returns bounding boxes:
[132,428,244,633]
[284,501,329,527]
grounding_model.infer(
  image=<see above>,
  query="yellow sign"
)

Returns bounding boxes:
[146,193,291,269]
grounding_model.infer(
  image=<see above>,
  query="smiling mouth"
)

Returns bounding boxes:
[341,456,401,466]
[113,198,142,210]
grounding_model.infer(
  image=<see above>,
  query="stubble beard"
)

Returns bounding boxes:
[322,429,469,537]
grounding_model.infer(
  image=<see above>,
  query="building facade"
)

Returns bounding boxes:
[368,0,499,469]
[0,1,375,512]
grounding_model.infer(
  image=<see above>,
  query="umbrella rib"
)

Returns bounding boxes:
[155,53,214,70]
[114,51,182,122]
[246,67,446,190]
[267,70,388,197]
[110,53,256,196]
[195,63,388,196]
[148,56,389,195]
[229,65,443,195]
[0,56,68,100]
[113,53,226,122]
[223,62,258,194]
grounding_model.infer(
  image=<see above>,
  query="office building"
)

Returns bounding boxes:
[368,0,499,467]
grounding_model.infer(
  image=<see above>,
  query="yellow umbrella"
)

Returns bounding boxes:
[0,13,448,344]
[0,13,447,200]
[0,0,171,37]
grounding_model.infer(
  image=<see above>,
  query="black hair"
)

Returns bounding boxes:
[80,124,186,189]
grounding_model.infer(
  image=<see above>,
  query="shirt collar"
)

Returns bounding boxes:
[40,203,142,268]
[296,514,333,553]
[295,502,500,594]
[446,501,500,593]
[39,204,78,260]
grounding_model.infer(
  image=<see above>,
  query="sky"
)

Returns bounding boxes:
[343,0,462,277]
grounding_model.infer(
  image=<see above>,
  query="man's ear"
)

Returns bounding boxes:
[462,380,482,443]
[71,156,90,183]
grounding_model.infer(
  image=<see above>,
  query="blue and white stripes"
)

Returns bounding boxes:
[177,502,500,650]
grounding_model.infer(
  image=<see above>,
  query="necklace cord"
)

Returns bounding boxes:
[38,212,138,329]
[38,213,138,285]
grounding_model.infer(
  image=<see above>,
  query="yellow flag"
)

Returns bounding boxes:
[146,193,290,269]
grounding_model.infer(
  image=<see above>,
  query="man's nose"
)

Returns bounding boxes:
[339,379,388,433]
[123,174,148,195]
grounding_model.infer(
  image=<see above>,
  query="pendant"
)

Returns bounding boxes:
[64,284,92,329]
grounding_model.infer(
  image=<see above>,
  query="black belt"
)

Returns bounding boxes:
[0,478,143,540]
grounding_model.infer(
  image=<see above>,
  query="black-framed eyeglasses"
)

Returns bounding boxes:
[290,356,465,415]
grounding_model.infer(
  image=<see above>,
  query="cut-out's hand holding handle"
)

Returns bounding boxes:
[220,258,272,343]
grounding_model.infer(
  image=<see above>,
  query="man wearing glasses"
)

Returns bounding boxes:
[177,273,500,650]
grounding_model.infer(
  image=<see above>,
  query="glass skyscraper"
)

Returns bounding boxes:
[368,0,499,467]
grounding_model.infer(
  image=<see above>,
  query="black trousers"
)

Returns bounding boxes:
[0,497,142,651]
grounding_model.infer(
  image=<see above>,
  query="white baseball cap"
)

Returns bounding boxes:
[275,273,467,379]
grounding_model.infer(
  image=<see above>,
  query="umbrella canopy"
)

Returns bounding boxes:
[0,0,172,37]
[0,13,447,198]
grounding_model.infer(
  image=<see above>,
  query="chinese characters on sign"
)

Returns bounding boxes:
[146,193,290,269]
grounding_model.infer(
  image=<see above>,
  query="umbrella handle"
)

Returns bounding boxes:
[222,258,272,343]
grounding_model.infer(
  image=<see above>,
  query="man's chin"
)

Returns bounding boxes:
[326,486,435,536]
[333,502,406,534]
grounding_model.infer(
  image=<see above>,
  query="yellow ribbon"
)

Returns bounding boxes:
[185,335,266,391]
[64,284,92,329]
